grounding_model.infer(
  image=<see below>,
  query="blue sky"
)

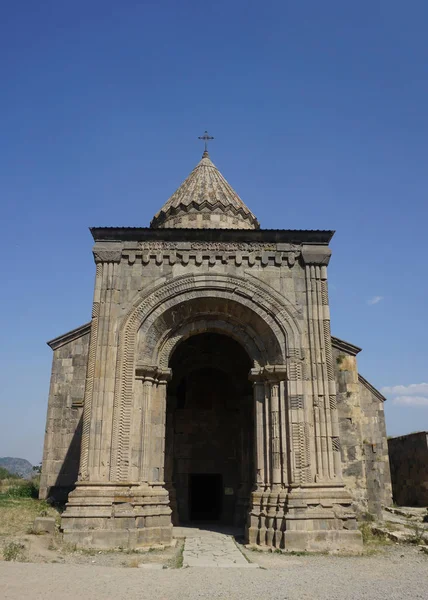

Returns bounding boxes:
[1,1,427,463]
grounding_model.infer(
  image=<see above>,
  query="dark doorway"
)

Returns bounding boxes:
[165,332,254,527]
[190,474,223,521]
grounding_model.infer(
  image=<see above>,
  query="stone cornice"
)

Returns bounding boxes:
[358,374,387,403]
[90,227,334,245]
[47,322,91,350]
[301,244,332,266]
[331,336,362,356]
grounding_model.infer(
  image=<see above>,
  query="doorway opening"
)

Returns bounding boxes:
[189,474,223,521]
[165,332,254,528]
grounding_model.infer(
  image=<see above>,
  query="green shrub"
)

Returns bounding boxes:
[6,480,39,499]
[0,467,20,481]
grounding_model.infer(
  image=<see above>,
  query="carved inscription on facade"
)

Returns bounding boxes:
[117,241,302,267]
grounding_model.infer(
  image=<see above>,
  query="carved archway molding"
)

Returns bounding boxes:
[110,272,303,481]
[154,315,266,368]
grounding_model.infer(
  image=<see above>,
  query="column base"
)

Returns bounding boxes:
[61,482,173,549]
[247,485,363,553]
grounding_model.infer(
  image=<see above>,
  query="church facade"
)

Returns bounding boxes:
[40,149,392,552]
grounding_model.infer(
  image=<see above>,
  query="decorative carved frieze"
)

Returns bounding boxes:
[120,241,301,268]
[190,242,276,251]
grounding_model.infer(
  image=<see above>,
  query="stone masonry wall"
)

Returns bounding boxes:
[39,328,90,501]
[86,241,308,483]
[332,344,392,516]
[388,432,428,507]
[358,375,392,514]
[42,236,392,529]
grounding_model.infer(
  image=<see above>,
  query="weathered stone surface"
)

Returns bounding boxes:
[40,151,391,552]
[332,340,392,517]
[388,432,428,506]
[33,517,56,534]
[39,325,89,501]
[182,531,255,568]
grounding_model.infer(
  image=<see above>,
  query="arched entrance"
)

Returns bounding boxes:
[165,332,253,528]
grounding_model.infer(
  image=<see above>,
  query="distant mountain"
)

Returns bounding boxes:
[0,457,34,479]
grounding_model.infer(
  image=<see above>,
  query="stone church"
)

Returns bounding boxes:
[40,143,392,552]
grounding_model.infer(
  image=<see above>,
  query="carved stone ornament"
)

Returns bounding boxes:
[249,365,287,382]
[122,242,301,268]
[135,364,172,382]
[139,242,178,250]
[190,242,276,251]
[93,250,122,264]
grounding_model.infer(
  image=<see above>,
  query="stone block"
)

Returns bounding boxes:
[283,530,363,553]
[33,517,56,534]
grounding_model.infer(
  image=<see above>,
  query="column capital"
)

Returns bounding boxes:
[157,368,172,384]
[249,365,287,383]
[135,365,172,383]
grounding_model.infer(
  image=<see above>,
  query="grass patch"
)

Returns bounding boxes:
[167,540,184,569]
[359,522,389,546]
[361,511,376,523]
[408,523,426,545]
[0,496,59,537]
[383,521,401,532]
[0,477,40,499]
[2,541,26,562]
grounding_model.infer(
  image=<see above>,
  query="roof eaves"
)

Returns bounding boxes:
[358,374,387,402]
[47,322,91,350]
[331,336,362,356]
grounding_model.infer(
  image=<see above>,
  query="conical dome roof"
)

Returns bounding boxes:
[150,151,259,229]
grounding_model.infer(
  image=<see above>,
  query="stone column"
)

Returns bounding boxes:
[150,369,171,484]
[280,245,362,553]
[78,262,102,481]
[129,377,144,482]
[164,394,178,524]
[270,381,282,488]
[78,247,122,482]
[140,372,155,483]
[247,380,266,545]
[265,370,287,548]
[248,366,287,547]
[302,246,342,482]
[254,381,266,487]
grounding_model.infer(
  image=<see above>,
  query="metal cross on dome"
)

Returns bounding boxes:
[198,130,214,153]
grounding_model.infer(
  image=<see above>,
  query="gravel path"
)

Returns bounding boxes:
[1,545,427,600]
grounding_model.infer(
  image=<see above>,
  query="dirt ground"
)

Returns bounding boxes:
[1,544,427,600]
[0,496,427,571]
[0,496,184,568]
